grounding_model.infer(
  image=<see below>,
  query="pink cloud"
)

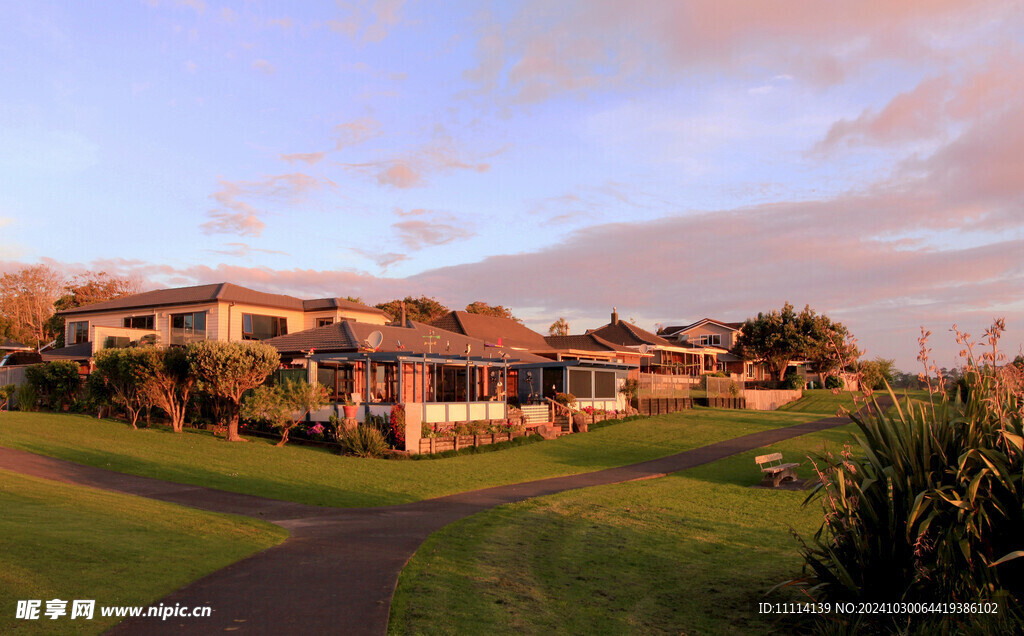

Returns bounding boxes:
[393,219,475,251]
[465,0,1016,103]
[280,151,327,166]
[377,162,422,188]
[203,173,336,237]
[200,212,266,237]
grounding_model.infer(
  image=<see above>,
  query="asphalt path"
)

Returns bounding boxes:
[0,409,863,635]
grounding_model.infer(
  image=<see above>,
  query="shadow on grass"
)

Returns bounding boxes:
[9,440,418,508]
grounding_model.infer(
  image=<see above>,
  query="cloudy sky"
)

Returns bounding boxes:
[2,0,1023,370]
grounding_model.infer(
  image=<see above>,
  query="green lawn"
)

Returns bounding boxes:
[0,469,287,635]
[389,422,858,635]
[776,388,859,416]
[0,409,822,508]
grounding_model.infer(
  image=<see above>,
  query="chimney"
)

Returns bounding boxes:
[611,307,619,325]
[400,301,407,327]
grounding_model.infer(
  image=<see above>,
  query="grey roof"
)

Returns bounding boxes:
[268,319,548,363]
[429,311,551,351]
[261,321,359,354]
[0,338,33,351]
[40,342,93,361]
[58,282,385,317]
[543,334,637,354]
[587,320,674,348]
[301,297,389,316]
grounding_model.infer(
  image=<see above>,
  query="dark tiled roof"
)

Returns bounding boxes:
[270,319,548,363]
[59,283,385,317]
[301,297,388,316]
[262,322,359,354]
[544,334,636,354]
[673,318,744,333]
[429,311,550,351]
[588,321,673,348]
[59,282,305,315]
[40,342,93,361]
[1,338,32,351]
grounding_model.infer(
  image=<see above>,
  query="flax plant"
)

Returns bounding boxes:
[793,320,1024,630]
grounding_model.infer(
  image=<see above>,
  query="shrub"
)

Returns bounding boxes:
[92,348,152,428]
[337,424,389,458]
[824,375,843,390]
[781,370,804,390]
[14,383,37,412]
[240,379,329,447]
[389,404,406,448]
[794,321,1024,632]
[25,361,81,410]
[187,340,280,442]
[554,392,576,408]
[0,384,14,410]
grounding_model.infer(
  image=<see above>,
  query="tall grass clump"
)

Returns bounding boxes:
[336,425,389,458]
[794,320,1024,632]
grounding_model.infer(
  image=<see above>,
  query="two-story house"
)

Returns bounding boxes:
[44,282,389,362]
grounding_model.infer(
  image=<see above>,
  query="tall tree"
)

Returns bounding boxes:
[92,348,152,429]
[375,296,449,323]
[803,311,859,383]
[733,303,854,383]
[465,301,521,323]
[548,317,570,336]
[139,347,194,433]
[0,265,64,347]
[187,341,280,442]
[46,271,140,347]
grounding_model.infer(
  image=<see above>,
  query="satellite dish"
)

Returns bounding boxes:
[639,344,653,354]
[365,331,384,351]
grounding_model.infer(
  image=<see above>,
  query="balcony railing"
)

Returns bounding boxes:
[169,328,206,346]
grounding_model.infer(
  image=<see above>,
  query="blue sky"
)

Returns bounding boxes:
[3,0,1024,371]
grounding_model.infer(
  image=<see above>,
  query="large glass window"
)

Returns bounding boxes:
[69,321,89,344]
[123,315,154,329]
[242,313,287,340]
[171,311,207,345]
[594,371,616,398]
[569,369,593,399]
[316,317,334,327]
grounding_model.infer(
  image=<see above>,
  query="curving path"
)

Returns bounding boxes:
[0,410,864,635]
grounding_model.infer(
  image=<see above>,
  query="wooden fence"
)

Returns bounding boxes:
[637,397,693,416]
[0,365,29,387]
[419,430,530,454]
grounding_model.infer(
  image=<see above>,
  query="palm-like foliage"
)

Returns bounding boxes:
[795,322,1024,630]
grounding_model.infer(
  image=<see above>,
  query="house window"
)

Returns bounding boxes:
[69,321,89,344]
[317,317,334,327]
[171,311,207,345]
[123,315,154,330]
[746,363,754,378]
[242,313,287,340]
[696,334,722,346]
[594,371,616,398]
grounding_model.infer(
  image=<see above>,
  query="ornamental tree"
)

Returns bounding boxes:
[241,379,329,447]
[139,347,193,433]
[733,303,856,383]
[91,348,152,428]
[187,341,280,442]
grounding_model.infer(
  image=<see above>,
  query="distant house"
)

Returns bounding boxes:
[264,318,549,425]
[45,282,389,362]
[587,309,709,376]
[430,311,638,410]
[660,318,774,382]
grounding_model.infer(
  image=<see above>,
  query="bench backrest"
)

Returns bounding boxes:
[754,453,784,467]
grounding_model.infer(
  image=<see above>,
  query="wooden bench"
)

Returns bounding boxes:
[755,453,799,487]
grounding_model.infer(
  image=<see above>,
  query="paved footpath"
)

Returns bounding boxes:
[0,412,860,635]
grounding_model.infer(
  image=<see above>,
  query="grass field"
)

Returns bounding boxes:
[389,422,858,635]
[777,388,932,417]
[0,469,287,635]
[0,409,821,508]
